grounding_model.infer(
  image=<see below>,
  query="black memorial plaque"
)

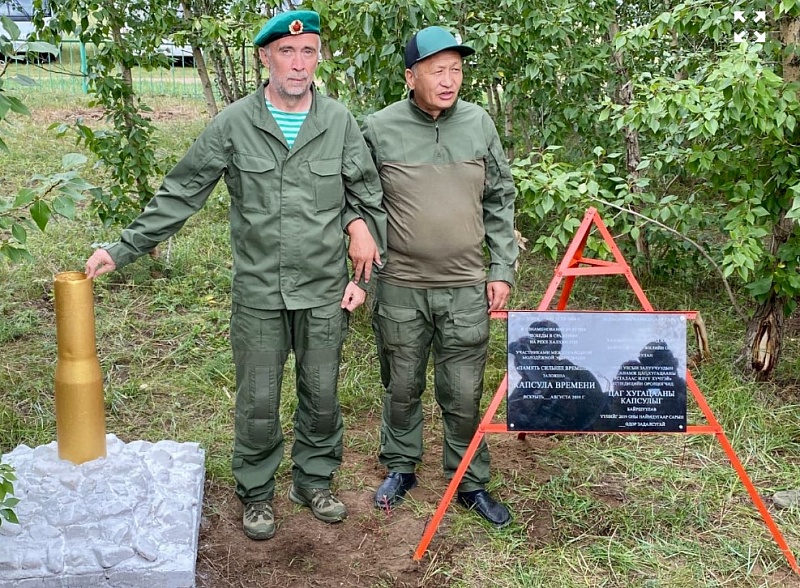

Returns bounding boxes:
[507,311,687,432]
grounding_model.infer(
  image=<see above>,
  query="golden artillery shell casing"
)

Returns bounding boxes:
[54,271,107,464]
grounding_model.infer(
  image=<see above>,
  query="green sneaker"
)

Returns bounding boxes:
[289,485,347,523]
[243,500,275,540]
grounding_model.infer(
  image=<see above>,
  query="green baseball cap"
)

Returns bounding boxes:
[254,10,321,48]
[404,26,475,69]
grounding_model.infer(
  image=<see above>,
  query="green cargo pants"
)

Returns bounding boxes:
[230,301,347,503]
[373,280,491,492]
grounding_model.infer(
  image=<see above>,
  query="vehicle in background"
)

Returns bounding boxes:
[0,0,58,62]
[156,39,194,67]
[122,7,196,68]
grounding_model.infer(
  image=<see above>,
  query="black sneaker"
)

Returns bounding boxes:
[374,472,417,508]
[457,489,512,528]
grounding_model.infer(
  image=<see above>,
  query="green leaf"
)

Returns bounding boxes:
[12,188,36,208]
[30,200,51,231]
[363,13,373,37]
[0,243,32,263]
[62,153,88,169]
[786,191,800,221]
[747,276,773,296]
[11,223,27,244]
[1,95,30,116]
[0,509,18,525]
[10,74,37,87]
[52,196,76,220]
[24,41,59,54]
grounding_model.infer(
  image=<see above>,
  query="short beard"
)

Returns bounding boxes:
[269,76,311,101]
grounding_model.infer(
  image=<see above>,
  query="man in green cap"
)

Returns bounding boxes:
[362,25,518,527]
[84,10,386,540]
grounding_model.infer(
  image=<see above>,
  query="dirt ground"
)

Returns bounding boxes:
[193,434,557,588]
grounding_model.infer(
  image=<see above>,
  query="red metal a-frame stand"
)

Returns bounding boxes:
[412,207,799,573]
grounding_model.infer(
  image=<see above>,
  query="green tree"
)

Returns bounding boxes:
[39,0,179,227]
[1,16,95,263]
[601,2,800,379]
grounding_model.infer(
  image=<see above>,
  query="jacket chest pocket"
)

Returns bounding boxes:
[309,158,344,212]
[230,154,276,214]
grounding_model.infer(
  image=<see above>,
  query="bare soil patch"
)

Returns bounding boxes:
[196,461,454,585]
[33,101,204,126]
[193,422,565,587]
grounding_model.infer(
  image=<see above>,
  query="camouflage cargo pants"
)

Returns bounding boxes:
[230,301,347,502]
[372,281,491,491]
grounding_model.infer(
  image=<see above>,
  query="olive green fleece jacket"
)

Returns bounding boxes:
[106,83,386,310]
[362,93,517,288]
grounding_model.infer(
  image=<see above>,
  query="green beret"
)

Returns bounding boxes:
[254,10,321,48]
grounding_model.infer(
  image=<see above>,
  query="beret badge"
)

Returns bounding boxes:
[289,19,303,34]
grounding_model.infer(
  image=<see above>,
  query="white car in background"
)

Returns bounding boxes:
[0,0,58,61]
[156,39,194,67]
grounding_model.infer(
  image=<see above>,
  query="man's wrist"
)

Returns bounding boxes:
[345,218,367,235]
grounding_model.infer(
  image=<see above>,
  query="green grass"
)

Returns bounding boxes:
[1,92,799,587]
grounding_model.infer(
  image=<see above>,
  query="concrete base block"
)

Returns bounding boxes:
[0,434,205,588]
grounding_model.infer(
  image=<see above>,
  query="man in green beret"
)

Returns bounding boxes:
[84,10,386,540]
[363,26,518,527]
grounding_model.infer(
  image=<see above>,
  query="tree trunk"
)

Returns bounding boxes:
[504,98,515,161]
[211,49,234,105]
[109,24,149,201]
[193,46,218,118]
[240,44,247,95]
[491,84,502,122]
[320,42,337,99]
[486,83,496,118]
[222,44,240,102]
[743,288,787,381]
[180,0,217,117]
[610,21,650,270]
[743,215,792,380]
[742,16,799,379]
[782,17,800,81]
[252,46,262,88]
[672,31,686,81]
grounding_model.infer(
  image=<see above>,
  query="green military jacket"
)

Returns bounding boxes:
[107,83,386,310]
[362,93,517,288]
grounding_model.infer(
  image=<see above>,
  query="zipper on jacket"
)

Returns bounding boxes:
[435,120,439,143]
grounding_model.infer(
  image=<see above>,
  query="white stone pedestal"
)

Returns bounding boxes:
[0,434,205,587]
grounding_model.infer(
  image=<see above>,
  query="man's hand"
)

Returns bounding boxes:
[486,281,511,313]
[346,219,381,284]
[340,281,366,312]
[85,249,116,279]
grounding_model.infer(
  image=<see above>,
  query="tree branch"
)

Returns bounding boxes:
[591,197,747,319]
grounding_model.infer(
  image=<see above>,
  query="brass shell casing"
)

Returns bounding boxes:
[54,271,107,464]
